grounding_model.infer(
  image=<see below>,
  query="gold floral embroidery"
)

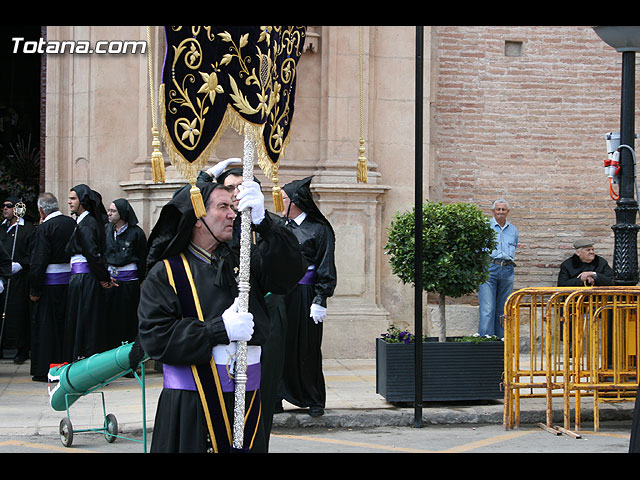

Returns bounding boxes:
[160,26,306,199]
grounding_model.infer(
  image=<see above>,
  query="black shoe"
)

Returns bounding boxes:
[308,406,324,417]
[274,401,284,414]
[13,353,29,365]
[32,376,47,382]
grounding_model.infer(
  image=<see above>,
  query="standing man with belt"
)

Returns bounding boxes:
[477,198,518,339]
[104,198,147,350]
[278,177,337,418]
[64,184,113,361]
[28,192,76,381]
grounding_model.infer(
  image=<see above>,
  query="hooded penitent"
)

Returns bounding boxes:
[283,176,334,240]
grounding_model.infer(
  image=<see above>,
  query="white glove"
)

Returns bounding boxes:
[310,303,326,324]
[236,180,265,225]
[11,262,22,274]
[206,157,242,180]
[0,279,4,294]
[222,298,254,342]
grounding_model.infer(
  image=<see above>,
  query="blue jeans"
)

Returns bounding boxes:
[477,263,514,338]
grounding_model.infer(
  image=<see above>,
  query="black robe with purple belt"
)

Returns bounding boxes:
[64,213,110,361]
[138,213,306,453]
[103,222,147,350]
[28,212,76,378]
[279,215,336,410]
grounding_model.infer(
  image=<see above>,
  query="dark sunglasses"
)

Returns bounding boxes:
[3,203,14,208]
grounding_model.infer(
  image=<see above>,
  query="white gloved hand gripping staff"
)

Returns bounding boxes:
[222,297,254,342]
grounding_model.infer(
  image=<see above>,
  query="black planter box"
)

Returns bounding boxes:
[375,337,504,403]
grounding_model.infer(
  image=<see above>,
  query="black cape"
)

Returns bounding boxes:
[279,177,337,410]
[64,185,110,360]
[28,212,76,377]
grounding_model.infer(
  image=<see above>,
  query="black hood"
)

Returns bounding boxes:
[283,176,334,239]
[71,184,108,224]
[113,198,139,227]
[146,181,219,273]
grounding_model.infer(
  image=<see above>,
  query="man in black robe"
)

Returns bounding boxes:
[0,196,36,363]
[64,184,113,361]
[28,193,76,381]
[138,180,306,453]
[202,160,301,450]
[104,198,147,350]
[278,176,337,417]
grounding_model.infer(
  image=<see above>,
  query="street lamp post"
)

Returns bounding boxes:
[594,26,640,285]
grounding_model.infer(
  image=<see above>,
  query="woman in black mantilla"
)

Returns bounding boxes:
[64,184,111,361]
[278,176,337,417]
[104,198,147,350]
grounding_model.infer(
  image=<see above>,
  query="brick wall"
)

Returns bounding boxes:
[433,26,637,296]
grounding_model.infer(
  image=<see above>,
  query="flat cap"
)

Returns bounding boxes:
[573,239,594,249]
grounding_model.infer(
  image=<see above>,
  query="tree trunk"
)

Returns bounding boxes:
[439,293,446,342]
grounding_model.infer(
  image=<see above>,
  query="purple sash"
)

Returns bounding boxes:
[162,253,262,452]
[162,364,196,390]
[299,268,317,285]
[163,362,261,392]
[45,272,71,285]
[71,262,91,274]
[111,269,138,281]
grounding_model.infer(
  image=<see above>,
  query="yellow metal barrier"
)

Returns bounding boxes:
[561,288,639,432]
[503,287,578,430]
[503,286,639,433]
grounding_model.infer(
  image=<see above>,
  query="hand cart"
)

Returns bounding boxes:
[48,342,149,452]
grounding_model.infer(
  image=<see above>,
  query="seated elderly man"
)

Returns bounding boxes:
[557,239,614,287]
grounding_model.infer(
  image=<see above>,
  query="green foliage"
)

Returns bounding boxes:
[452,334,501,343]
[384,201,497,298]
[379,325,500,344]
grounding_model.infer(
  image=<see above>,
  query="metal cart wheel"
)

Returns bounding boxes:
[104,413,118,443]
[59,418,73,447]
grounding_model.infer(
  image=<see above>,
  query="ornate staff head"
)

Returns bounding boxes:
[13,200,26,219]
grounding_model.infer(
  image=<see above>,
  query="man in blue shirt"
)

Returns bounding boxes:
[477,199,518,339]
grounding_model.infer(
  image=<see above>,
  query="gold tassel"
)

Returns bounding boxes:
[357,28,368,184]
[190,184,207,218]
[272,185,284,213]
[151,127,166,183]
[271,164,284,213]
[357,138,368,183]
[147,28,166,185]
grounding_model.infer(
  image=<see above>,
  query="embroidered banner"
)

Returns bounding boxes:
[160,26,306,186]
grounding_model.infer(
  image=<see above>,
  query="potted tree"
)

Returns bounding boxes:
[377,201,504,403]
